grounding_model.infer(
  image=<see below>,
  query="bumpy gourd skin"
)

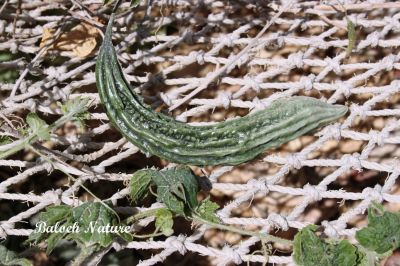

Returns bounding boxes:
[95,14,348,166]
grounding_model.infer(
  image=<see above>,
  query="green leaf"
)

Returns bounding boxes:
[38,205,72,225]
[0,245,33,266]
[26,113,50,141]
[130,0,141,7]
[293,225,364,266]
[71,202,119,248]
[156,184,185,215]
[46,223,71,254]
[150,166,199,212]
[128,167,200,216]
[60,97,90,128]
[103,0,114,5]
[155,209,174,236]
[171,166,199,209]
[356,203,400,254]
[150,170,185,200]
[195,198,220,223]
[130,169,152,202]
[346,19,356,55]
[27,205,72,245]
[335,240,362,266]
[28,203,131,255]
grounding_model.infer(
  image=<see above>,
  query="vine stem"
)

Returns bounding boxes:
[126,207,162,224]
[0,137,33,159]
[192,214,293,246]
[126,208,292,246]
[132,232,164,239]
[0,100,89,159]
[28,144,121,222]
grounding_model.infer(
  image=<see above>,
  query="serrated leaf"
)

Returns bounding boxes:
[174,166,199,209]
[293,225,365,266]
[26,113,50,141]
[60,97,90,128]
[27,205,72,245]
[335,240,362,266]
[130,169,152,202]
[46,222,71,254]
[156,184,185,215]
[27,203,131,256]
[71,202,119,248]
[0,245,33,266]
[195,198,220,223]
[151,170,185,200]
[356,203,400,254]
[347,19,356,55]
[38,205,72,225]
[150,166,199,212]
[155,209,174,236]
[128,167,200,215]
[158,166,198,209]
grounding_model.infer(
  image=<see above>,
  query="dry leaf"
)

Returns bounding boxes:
[40,22,99,58]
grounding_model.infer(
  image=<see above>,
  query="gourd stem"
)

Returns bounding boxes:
[126,208,292,246]
[192,214,293,246]
[126,208,163,224]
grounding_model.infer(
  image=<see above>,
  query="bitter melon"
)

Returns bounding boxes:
[95,14,348,166]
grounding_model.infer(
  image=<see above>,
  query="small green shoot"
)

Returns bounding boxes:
[0,97,90,159]
[195,197,220,223]
[346,18,356,55]
[26,113,50,141]
[155,209,174,236]
[59,97,91,129]
[330,1,357,56]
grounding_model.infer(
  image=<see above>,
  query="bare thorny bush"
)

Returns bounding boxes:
[0,0,400,265]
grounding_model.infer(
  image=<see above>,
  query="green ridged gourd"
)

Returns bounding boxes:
[95,14,348,166]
